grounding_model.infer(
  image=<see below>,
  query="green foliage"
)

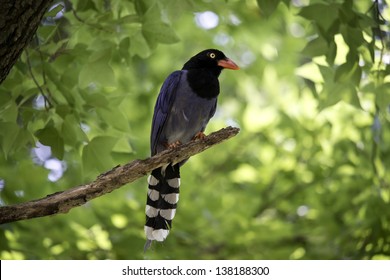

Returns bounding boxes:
[257,0,283,17]
[82,136,117,174]
[1,0,390,260]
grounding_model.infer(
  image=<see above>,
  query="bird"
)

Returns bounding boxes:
[144,49,239,250]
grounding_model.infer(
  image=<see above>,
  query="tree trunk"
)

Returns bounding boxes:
[0,0,53,84]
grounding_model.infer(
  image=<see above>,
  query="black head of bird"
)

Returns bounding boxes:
[181,49,239,99]
[182,49,239,76]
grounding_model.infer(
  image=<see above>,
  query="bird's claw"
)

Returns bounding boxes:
[165,140,182,149]
[193,132,206,140]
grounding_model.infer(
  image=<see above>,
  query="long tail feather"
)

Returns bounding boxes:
[144,164,180,248]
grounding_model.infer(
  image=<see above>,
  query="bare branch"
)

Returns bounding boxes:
[0,126,240,224]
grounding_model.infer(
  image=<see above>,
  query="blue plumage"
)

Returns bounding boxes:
[151,70,217,155]
[144,49,239,249]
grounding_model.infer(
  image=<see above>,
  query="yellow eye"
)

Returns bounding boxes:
[209,52,216,59]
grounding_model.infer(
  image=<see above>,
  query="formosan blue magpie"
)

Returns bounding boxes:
[145,49,239,249]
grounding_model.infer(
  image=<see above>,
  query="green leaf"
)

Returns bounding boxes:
[324,40,337,66]
[358,14,376,29]
[299,3,340,32]
[257,0,282,17]
[129,31,151,58]
[142,1,161,22]
[62,115,88,146]
[37,25,59,43]
[81,92,110,109]
[339,0,356,25]
[119,37,132,65]
[0,122,19,158]
[302,36,328,58]
[79,60,116,88]
[319,83,344,110]
[0,101,18,122]
[96,108,130,132]
[295,62,323,83]
[117,14,140,24]
[82,136,118,174]
[334,60,360,84]
[45,64,76,105]
[135,0,156,16]
[319,82,361,110]
[35,122,64,159]
[341,83,361,109]
[78,50,116,88]
[76,0,96,11]
[112,137,133,153]
[318,64,335,82]
[45,4,64,18]
[88,47,113,62]
[142,22,180,44]
[341,25,365,49]
[141,2,179,45]
[375,84,390,112]
[55,105,72,119]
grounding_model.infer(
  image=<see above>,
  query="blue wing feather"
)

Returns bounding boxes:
[150,71,183,155]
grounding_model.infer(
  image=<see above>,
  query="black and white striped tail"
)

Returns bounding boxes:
[144,164,180,249]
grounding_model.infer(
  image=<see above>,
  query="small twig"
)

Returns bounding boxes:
[37,45,57,107]
[48,43,69,62]
[25,49,53,109]
[0,127,240,224]
[71,7,112,33]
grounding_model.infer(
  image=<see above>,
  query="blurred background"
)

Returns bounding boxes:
[0,0,389,259]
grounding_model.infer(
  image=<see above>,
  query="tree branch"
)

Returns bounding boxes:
[0,126,240,224]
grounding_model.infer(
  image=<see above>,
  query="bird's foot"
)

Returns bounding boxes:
[165,140,182,149]
[193,131,206,140]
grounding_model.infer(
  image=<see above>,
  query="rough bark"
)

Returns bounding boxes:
[0,126,240,224]
[0,0,53,84]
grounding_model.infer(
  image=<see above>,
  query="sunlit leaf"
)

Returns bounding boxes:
[35,122,64,159]
[295,62,323,83]
[79,61,116,88]
[334,60,359,84]
[375,83,390,112]
[82,136,117,174]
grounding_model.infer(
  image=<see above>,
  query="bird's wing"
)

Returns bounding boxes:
[150,70,183,155]
[208,99,218,123]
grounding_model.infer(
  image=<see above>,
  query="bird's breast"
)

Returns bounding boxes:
[165,93,216,144]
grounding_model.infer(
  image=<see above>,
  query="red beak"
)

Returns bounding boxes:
[217,58,240,70]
